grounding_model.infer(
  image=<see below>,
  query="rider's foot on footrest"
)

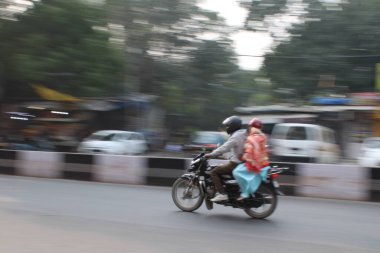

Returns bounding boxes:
[211,193,228,202]
[237,195,248,201]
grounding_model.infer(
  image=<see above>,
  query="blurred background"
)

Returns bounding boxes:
[1,0,380,165]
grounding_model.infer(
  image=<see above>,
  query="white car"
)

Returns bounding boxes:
[270,123,340,163]
[358,137,380,168]
[77,130,148,155]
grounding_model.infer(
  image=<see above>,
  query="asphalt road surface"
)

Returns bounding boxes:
[0,175,379,253]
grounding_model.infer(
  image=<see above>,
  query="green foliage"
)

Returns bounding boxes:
[240,0,326,34]
[0,0,124,98]
[264,0,380,98]
[106,0,252,131]
[245,74,274,105]
[241,0,287,31]
[189,40,238,81]
[0,0,260,132]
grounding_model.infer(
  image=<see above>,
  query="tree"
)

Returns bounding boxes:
[263,0,380,98]
[106,0,249,131]
[0,0,124,99]
[240,0,328,36]
[182,40,241,129]
[106,0,234,92]
[156,39,248,131]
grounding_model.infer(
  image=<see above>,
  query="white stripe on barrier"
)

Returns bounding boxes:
[16,151,62,178]
[94,155,147,185]
[297,163,369,201]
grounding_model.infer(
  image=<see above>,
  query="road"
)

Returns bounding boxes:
[0,175,379,253]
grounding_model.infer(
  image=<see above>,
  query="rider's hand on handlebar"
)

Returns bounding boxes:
[204,153,212,159]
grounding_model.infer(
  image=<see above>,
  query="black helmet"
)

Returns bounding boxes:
[222,116,242,135]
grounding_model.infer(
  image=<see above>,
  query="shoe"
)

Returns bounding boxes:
[211,193,228,202]
[237,196,248,201]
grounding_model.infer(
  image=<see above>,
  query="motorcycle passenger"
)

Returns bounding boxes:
[233,118,270,201]
[205,116,247,202]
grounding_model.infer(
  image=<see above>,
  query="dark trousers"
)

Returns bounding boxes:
[210,161,239,194]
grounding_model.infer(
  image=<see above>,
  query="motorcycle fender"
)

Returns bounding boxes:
[180,173,195,180]
[270,180,285,196]
[199,180,206,197]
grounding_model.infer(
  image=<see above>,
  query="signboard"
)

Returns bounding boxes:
[350,92,380,106]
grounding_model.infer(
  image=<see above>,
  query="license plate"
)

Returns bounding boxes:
[199,176,205,180]
[273,181,280,188]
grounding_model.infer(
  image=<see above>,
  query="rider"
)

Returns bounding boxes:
[205,115,247,202]
[233,117,270,200]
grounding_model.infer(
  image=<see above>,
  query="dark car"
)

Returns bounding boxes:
[183,131,228,152]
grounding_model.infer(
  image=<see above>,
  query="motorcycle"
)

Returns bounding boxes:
[171,153,287,219]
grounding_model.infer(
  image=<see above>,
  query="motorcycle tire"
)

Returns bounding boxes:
[244,184,278,219]
[172,178,204,212]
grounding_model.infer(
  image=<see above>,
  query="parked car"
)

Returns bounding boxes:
[77,130,148,155]
[269,123,340,163]
[358,137,380,167]
[182,131,228,152]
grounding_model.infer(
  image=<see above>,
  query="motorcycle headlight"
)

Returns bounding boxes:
[190,158,200,166]
[188,158,201,172]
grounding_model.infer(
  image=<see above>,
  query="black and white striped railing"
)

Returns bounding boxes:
[0,149,378,202]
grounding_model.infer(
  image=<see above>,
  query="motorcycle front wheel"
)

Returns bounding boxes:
[244,184,278,219]
[172,177,204,212]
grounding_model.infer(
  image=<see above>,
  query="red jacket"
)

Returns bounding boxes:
[242,128,269,173]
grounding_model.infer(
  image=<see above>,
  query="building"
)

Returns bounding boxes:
[235,93,380,160]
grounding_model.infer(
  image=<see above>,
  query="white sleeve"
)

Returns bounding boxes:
[209,136,235,157]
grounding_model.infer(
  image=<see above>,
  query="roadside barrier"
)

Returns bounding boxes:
[370,167,380,202]
[0,149,377,202]
[63,153,94,181]
[17,151,61,178]
[0,149,17,175]
[297,163,368,201]
[145,157,189,186]
[94,155,147,185]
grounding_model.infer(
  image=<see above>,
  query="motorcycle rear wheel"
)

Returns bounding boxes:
[172,178,204,212]
[244,184,277,219]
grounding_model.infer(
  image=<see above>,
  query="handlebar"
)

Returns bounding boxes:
[193,152,205,160]
[268,166,289,175]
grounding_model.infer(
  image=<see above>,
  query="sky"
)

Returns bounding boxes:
[198,0,274,71]
[198,0,346,71]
